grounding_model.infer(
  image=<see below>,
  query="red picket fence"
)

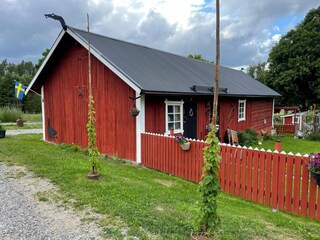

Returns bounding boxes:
[274,124,296,134]
[141,132,320,221]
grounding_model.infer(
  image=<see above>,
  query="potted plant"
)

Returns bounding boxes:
[306,152,320,186]
[0,124,6,138]
[175,135,190,151]
[130,107,140,116]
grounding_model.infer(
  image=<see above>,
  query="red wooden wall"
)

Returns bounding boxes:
[44,42,136,160]
[219,98,273,140]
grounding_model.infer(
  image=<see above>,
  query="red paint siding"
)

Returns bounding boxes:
[145,96,165,134]
[44,42,136,161]
[196,100,209,140]
[219,97,273,140]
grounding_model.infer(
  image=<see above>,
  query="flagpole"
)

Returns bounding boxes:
[28,88,41,97]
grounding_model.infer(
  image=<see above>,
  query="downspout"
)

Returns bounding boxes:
[272,98,275,128]
[41,86,46,141]
[135,92,145,164]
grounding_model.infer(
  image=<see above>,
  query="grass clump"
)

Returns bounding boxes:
[307,132,320,141]
[0,135,319,239]
[0,106,23,122]
[22,113,42,122]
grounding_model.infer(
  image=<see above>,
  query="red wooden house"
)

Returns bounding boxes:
[27,26,280,163]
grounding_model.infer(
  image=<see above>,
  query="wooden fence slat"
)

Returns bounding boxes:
[265,151,272,206]
[308,173,317,219]
[271,152,279,210]
[258,151,266,204]
[247,148,254,201]
[219,145,226,190]
[300,155,310,217]
[241,148,248,199]
[252,149,259,202]
[292,156,302,215]
[225,145,231,193]
[230,146,237,195]
[285,154,294,212]
[235,147,241,196]
[278,153,286,210]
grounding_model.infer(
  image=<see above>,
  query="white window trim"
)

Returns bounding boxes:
[238,99,246,122]
[164,99,184,135]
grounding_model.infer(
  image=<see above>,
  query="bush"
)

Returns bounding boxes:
[0,106,23,122]
[307,132,320,141]
[238,128,258,147]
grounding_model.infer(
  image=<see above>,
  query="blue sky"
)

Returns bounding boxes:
[0,0,318,69]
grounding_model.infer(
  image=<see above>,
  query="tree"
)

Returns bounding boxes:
[188,54,214,63]
[246,62,268,84]
[267,7,320,110]
[0,59,41,113]
[35,48,50,71]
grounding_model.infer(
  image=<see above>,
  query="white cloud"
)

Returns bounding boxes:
[0,0,319,68]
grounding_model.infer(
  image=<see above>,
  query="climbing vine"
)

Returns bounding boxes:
[86,95,100,175]
[197,130,221,235]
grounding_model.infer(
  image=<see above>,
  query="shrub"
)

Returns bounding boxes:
[0,106,23,122]
[307,132,320,141]
[238,128,258,147]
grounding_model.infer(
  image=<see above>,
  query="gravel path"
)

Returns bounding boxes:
[6,129,42,135]
[0,163,104,240]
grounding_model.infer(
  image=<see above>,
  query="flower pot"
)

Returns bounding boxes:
[180,142,190,151]
[87,172,101,180]
[130,108,140,116]
[0,130,6,138]
[190,232,212,240]
[311,172,320,186]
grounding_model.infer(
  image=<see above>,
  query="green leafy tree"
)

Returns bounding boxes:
[246,62,268,84]
[188,54,214,63]
[35,48,50,70]
[0,59,41,113]
[267,7,320,110]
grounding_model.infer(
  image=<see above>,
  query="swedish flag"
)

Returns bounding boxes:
[15,81,27,100]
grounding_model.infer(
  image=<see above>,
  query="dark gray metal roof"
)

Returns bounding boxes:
[70,27,280,97]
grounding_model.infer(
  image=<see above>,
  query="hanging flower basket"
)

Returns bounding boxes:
[175,136,191,151]
[311,172,320,186]
[180,142,191,151]
[130,107,140,116]
[306,153,320,186]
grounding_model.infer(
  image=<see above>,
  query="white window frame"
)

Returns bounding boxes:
[164,99,184,134]
[238,99,246,122]
[292,116,299,124]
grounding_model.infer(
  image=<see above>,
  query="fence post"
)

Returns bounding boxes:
[275,140,282,152]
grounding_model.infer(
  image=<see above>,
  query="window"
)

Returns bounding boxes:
[238,99,246,122]
[165,100,184,134]
[292,116,299,124]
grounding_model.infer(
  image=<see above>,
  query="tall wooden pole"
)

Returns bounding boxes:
[212,0,220,130]
[87,13,92,97]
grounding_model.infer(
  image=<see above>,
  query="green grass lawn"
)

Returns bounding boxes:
[0,135,319,239]
[252,135,320,155]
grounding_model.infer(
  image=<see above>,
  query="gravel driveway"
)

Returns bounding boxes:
[0,163,104,240]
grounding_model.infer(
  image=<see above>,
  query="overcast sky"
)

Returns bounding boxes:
[0,0,318,69]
